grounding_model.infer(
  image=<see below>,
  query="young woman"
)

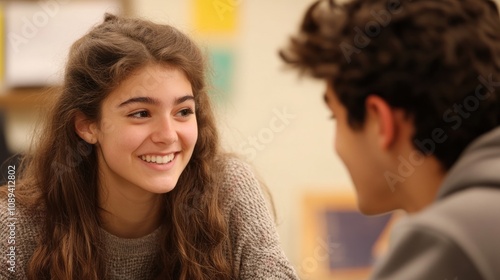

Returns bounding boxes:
[0,14,298,280]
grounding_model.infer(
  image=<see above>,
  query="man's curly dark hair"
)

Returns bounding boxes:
[280,0,500,169]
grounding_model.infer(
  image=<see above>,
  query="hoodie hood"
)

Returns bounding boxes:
[438,127,500,199]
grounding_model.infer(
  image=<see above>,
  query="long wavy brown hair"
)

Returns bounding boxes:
[14,14,232,279]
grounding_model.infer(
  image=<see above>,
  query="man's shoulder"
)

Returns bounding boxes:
[414,187,500,231]
[383,187,500,280]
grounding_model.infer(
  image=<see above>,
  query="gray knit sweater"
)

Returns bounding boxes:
[0,159,298,279]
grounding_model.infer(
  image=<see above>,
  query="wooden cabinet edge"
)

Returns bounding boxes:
[0,87,61,110]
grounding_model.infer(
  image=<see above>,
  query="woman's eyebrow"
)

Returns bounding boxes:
[117,96,160,108]
[117,95,194,108]
[175,95,195,105]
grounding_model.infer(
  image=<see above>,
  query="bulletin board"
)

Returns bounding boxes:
[299,192,395,280]
[2,0,123,88]
[190,0,239,105]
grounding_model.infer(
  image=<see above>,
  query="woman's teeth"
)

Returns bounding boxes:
[141,154,174,164]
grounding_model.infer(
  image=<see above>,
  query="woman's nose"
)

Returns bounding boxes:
[151,116,178,144]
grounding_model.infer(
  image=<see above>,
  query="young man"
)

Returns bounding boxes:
[281,0,500,279]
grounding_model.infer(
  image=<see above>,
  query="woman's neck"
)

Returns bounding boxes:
[98,184,163,239]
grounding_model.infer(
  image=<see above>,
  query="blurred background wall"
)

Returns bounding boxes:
[2,0,498,279]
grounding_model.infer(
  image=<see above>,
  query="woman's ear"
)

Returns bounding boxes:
[75,111,98,144]
[365,95,396,150]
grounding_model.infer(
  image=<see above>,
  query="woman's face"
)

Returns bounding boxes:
[92,64,198,195]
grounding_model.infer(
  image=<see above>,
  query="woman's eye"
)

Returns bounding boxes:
[177,108,194,117]
[129,110,150,118]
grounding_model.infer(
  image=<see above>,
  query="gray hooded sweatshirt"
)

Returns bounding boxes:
[369,127,500,280]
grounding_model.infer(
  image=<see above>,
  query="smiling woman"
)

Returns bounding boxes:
[77,66,198,199]
[0,14,298,280]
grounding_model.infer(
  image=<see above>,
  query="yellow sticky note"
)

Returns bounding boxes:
[192,0,238,34]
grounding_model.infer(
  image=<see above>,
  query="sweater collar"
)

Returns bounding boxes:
[100,226,162,257]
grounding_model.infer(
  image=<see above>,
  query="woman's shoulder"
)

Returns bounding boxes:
[218,155,261,195]
[1,185,42,279]
[0,185,44,239]
[220,155,255,177]
[217,155,274,213]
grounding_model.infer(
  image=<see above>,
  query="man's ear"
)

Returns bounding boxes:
[74,111,98,144]
[365,95,396,150]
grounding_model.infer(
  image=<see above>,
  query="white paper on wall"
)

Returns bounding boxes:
[4,0,121,88]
